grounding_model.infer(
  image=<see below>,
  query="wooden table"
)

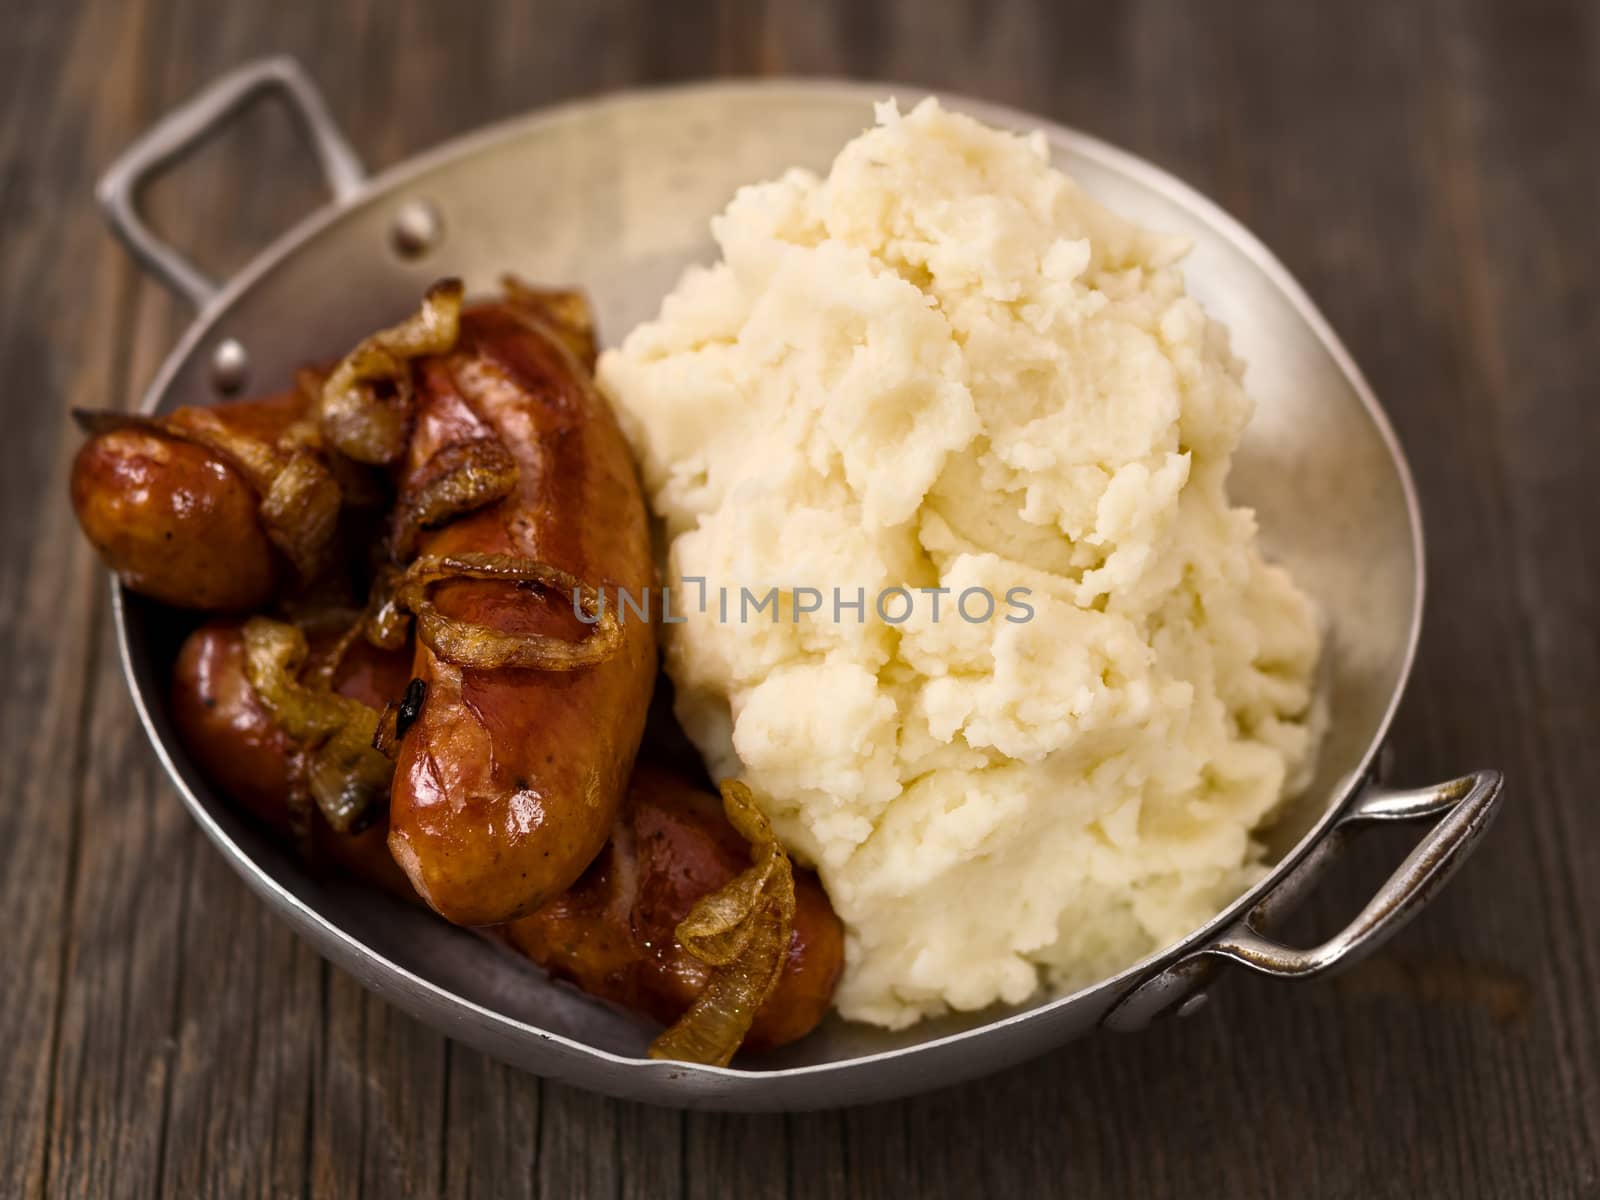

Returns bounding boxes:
[3,0,1594,1195]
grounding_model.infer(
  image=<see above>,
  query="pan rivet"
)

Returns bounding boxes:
[210,338,249,394]
[1176,992,1209,1018]
[392,199,443,259]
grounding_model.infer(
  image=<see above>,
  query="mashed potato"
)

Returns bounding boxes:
[598,98,1322,1028]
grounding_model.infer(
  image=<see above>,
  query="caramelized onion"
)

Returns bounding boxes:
[297,367,391,510]
[170,409,342,581]
[361,565,413,651]
[396,552,622,670]
[389,436,518,561]
[500,275,598,370]
[257,450,343,580]
[241,617,393,834]
[648,780,797,1066]
[306,718,391,834]
[162,406,281,483]
[319,279,464,464]
[300,611,365,691]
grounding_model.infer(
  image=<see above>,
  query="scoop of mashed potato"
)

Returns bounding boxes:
[599,98,1322,1028]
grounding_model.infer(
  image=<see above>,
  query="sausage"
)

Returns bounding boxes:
[169,618,414,895]
[171,626,841,1047]
[73,430,275,609]
[70,391,308,609]
[505,764,844,1051]
[387,297,657,926]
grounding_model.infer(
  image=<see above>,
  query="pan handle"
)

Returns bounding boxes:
[1103,768,1503,1030]
[97,56,366,310]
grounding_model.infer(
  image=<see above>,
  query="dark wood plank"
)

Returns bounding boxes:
[682,1111,788,1200]
[774,2,1600,1197]
[785,1110,850,1200]
[39,3,357,1196]
[1204,9,1554,1196]
[1426,0,1600,1179]
[0,1,155,1196]
[306,972,450,1200]
[441,1051,542,1199]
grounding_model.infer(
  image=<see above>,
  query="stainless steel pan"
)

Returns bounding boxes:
[96,57,1503,1110]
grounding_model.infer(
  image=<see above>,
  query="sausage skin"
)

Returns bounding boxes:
[70,391,308,609]
[388,299,656,926]
[169,618,414,894]
[171,626,840,1049]
[73,431,274,609]
[506,764,844,1051]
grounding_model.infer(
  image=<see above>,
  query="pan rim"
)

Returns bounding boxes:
[111,76,1426,1098]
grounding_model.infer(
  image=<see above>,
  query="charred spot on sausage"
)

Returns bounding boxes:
[395,678,427,740]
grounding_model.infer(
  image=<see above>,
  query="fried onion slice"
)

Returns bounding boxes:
[389,436,518,561]
[395,552,621,671]
[256,449,343,580]
[319,278,464,464]
[361,564,413,651]
[648,780,797,1066]
[499,275,598,370]
[241,617,393,835]
[296,366,391,510]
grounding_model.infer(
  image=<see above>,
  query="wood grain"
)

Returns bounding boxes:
[0,0,150,1196]
[1,0,1594,1196]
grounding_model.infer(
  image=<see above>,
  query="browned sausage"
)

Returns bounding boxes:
[387,298,657,926]
[506,764,844,1050]
[70,391,309,609]
[171,626,840,1047]
[73,431,275,609]
[170,618,414,895]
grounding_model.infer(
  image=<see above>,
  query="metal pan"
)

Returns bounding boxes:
[95,56,1503,1110]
